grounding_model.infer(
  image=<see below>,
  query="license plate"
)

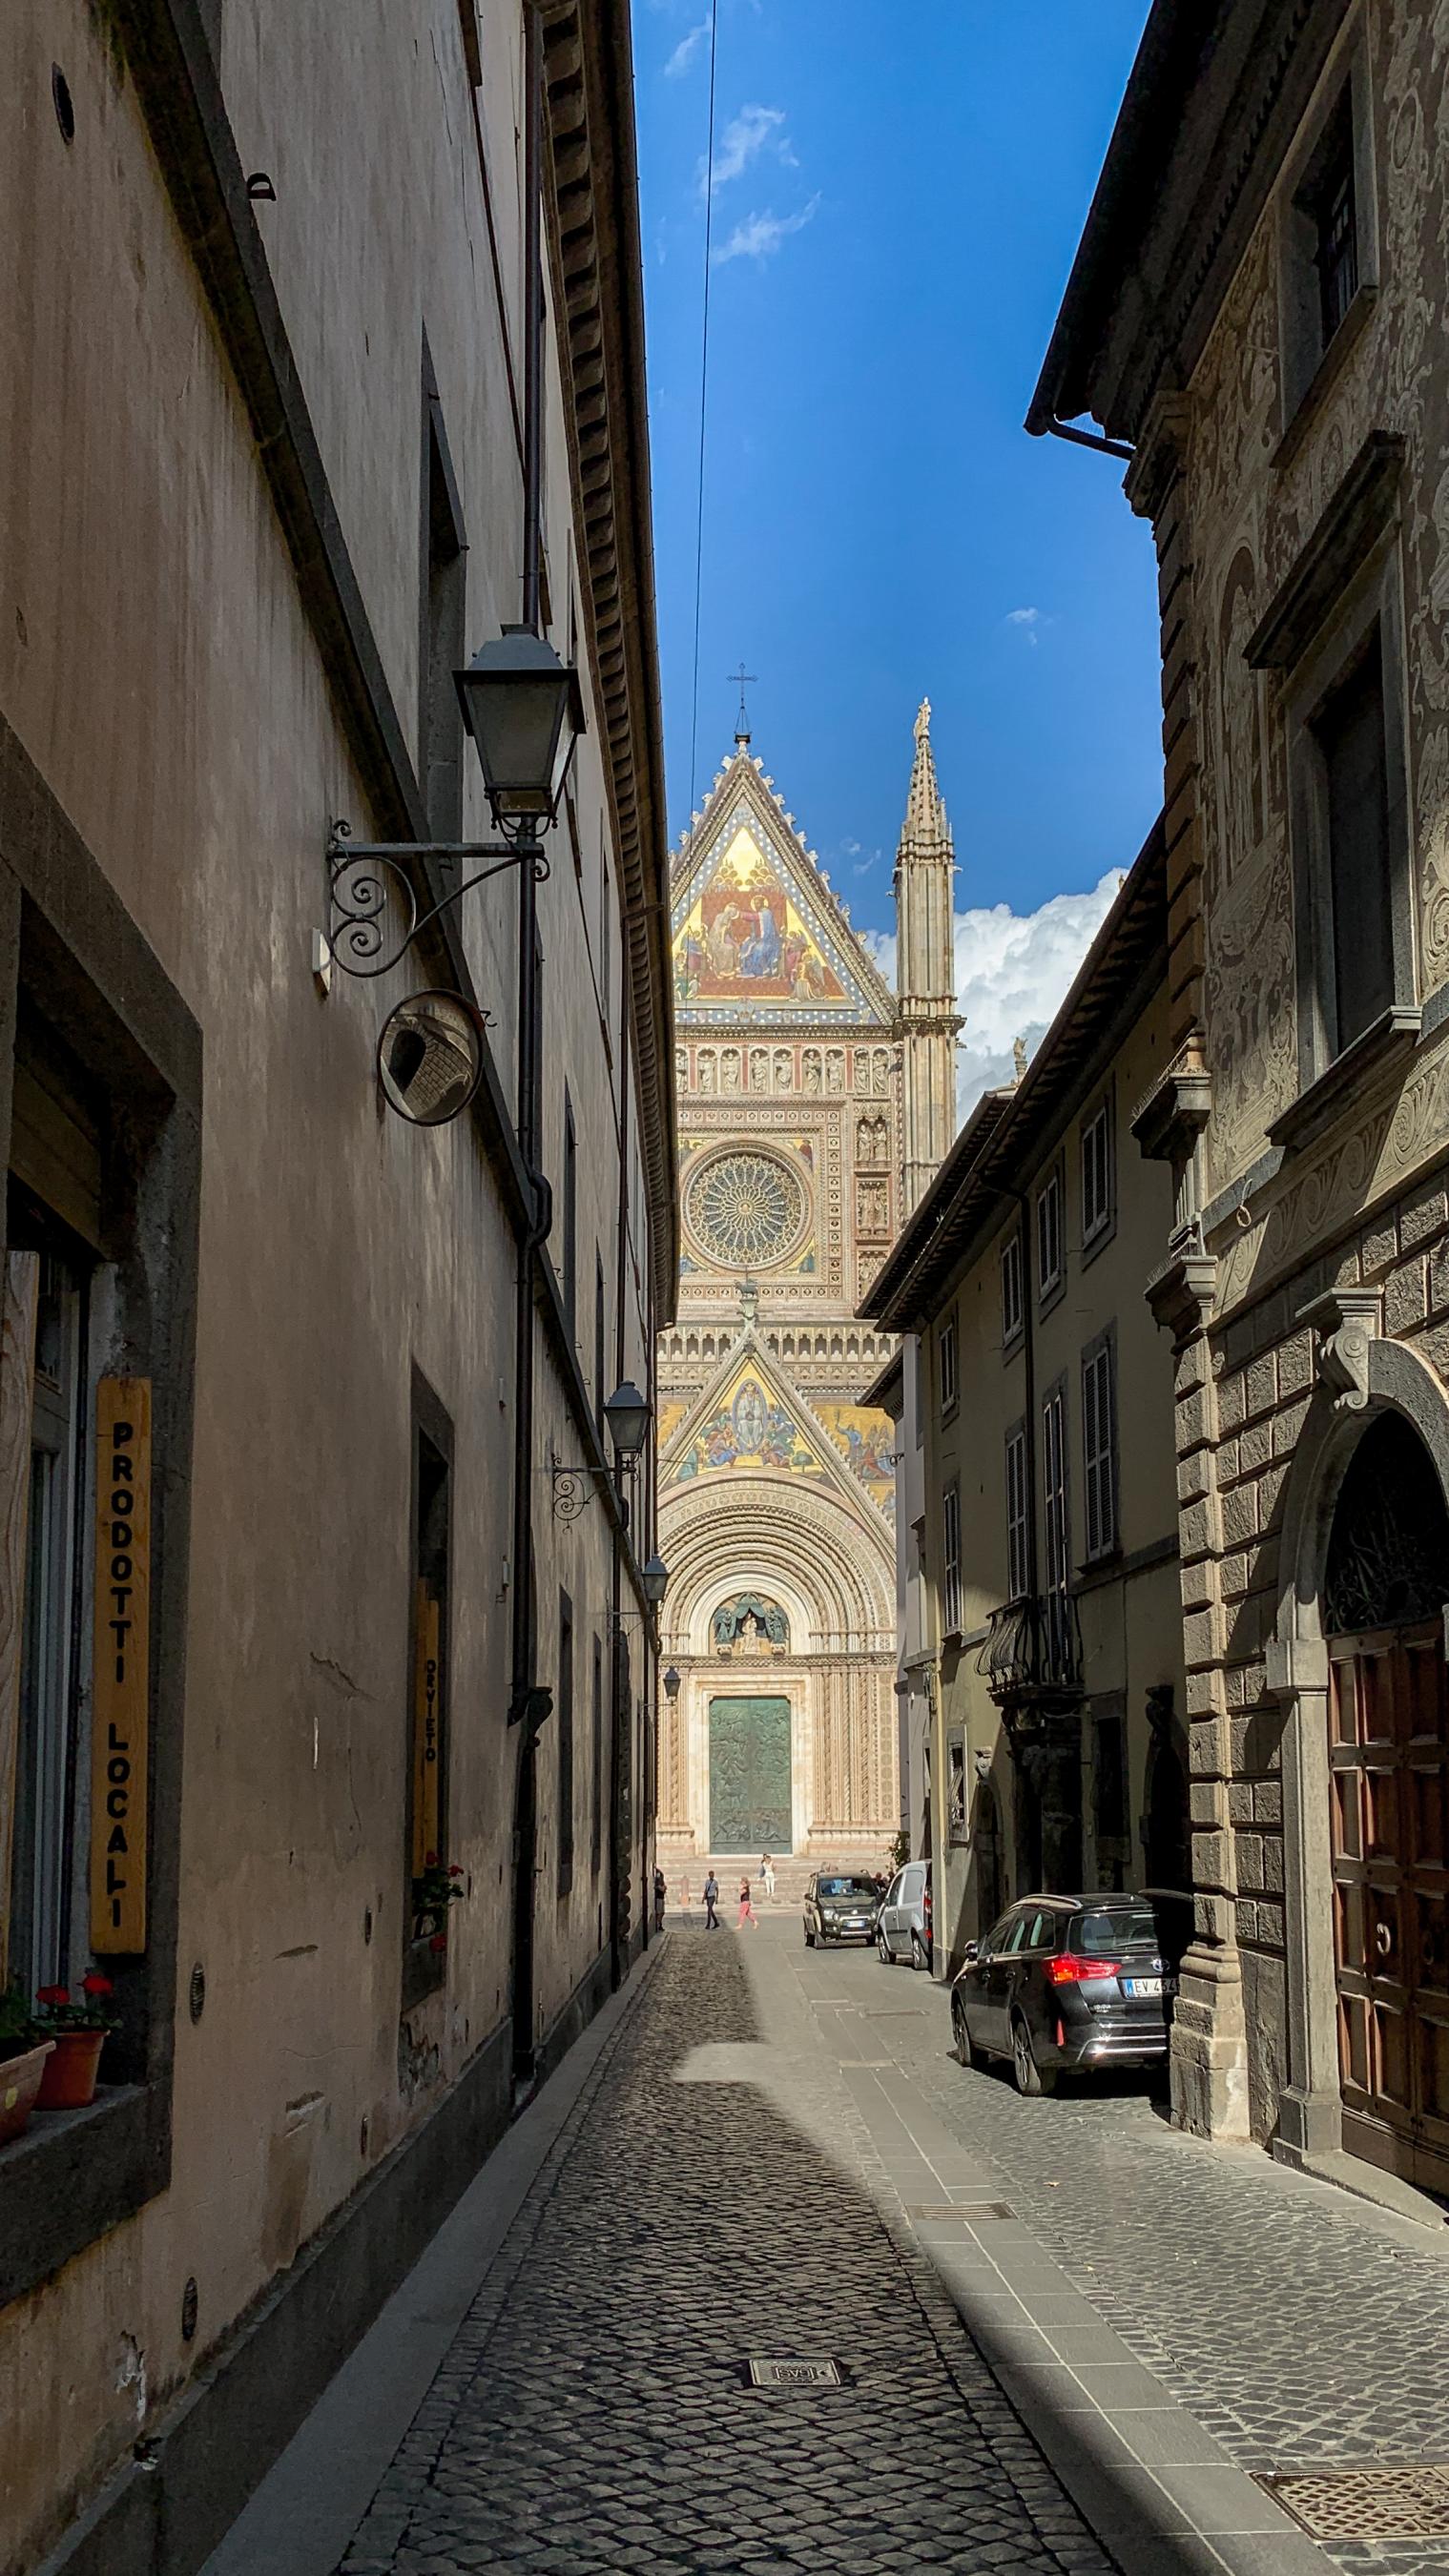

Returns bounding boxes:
[1124,1975,1164,1997]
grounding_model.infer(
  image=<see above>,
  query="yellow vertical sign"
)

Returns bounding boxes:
[92,1379,150,1953]
[411,1584,442,1874]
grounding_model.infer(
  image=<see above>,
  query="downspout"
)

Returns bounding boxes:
[507,0,549,2083]
[1035,414,1134,464]
[508,0,548,1742]
[609,951,631,1989]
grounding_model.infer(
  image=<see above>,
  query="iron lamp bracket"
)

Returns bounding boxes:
[324,817,549,979]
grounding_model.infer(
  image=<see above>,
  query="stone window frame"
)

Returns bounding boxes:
[1273,14,1379,464]
[1253,452,1419,1150]
[0,729,201,2314]
[1004,1417,1029,1603]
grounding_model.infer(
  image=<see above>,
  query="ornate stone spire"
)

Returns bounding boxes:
[901,698,949,850]
[894,699,962,1215]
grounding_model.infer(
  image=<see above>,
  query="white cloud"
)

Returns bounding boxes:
[866,870,1122,1121]
[1005,607,1045,647]
[703,104,794,197]
[665,17,710,76]
[714,193,820,264]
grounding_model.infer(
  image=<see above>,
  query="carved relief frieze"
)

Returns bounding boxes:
[1202,837,1296,1190]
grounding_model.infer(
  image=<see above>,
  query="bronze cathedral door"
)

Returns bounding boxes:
[708,1696,792,1855]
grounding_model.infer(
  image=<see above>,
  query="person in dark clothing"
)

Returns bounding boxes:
[652,1865,667,1932]
[703,1870,719,1929]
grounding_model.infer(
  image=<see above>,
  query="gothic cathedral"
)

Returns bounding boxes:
[657,705,960,1865]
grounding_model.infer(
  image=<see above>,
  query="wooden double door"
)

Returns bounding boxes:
[1328,1624,1449,2196]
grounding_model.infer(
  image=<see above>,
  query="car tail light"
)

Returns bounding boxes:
[1045,1954,1120,1985]
[923,1885,932,1929]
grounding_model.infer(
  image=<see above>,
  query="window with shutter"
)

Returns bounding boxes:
[1314,629,1394,1056]
[1001,1231,1024,1345]
[1005,1425,1029,1600]
[1042,1383,1069,1594]
[1082,1332,1118,1561]
[942,1482,963,1636]
[1081,1099,1112,1246]
[1036,1167,1063,1299]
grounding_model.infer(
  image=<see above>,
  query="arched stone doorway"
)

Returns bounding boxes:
[1268,1340,1449,2197]
[1321,1414,1449,2195]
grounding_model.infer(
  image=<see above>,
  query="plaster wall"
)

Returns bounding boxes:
[921,982,1183,1973]
[0,5,662,2565]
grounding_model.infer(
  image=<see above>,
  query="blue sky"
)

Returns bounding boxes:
[633,2,1162,1099]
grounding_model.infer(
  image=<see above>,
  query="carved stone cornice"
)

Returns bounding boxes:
[1145,1233,1217,1347]
[1124,392,1194,523]
[1297,1287,1383,1414]
[1132,1041,1212,1167]
[541,0,678,1313]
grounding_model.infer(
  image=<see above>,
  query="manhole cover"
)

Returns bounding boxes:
[748,2358,841,2389]
[905,2201,1016,2221]
[1259,2467,1449,2540]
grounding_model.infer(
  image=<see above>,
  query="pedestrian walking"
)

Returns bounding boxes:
[737,1875,756,1929]
[652,1865,667,1933]
[761,1851,776,1903]
[703,1870,719,1929]
[679,1873,692,1920]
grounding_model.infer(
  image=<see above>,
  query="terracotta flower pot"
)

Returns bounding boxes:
[36,2029,106,2111]
[0,2040,54,2145]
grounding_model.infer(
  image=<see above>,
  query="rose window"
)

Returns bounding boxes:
[686,1150,806,1268]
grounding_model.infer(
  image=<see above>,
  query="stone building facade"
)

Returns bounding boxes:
[656,711,958,1865]
[0,5,673,2569]
[1031,0,1449,2205]
[864,831,1189,1979]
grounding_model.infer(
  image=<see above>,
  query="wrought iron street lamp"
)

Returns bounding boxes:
[603,1380,651,1462]
[456,628,585,831]
[663,1665,681,1702]
[640,1556,669,1609]
[551,1380,654,1522]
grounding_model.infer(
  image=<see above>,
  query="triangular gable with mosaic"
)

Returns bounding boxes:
[671,747,896,1028]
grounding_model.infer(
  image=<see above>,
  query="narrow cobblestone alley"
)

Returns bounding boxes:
[206,1924,1449,2576]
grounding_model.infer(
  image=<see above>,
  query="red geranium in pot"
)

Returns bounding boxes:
[33,1972,120,2110]
[0,1986,52,2147]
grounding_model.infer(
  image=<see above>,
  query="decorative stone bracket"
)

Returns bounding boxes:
[1296,1287,1383,1414]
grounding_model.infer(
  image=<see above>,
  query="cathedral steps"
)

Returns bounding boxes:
[660,1854,893,1909]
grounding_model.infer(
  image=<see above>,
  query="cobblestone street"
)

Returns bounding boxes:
[208,1922,1449,2576]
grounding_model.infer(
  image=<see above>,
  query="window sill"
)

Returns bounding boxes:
[1002,1324,1024,1361]
[1038,1275,1066,1319]
[0,2083,153,2309]
[1267,1003,1421,1156]
[1272,286,1377,478]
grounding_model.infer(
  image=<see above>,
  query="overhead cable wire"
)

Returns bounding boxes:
[688,0,720,814]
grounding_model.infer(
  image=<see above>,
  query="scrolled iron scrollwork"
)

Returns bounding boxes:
[324,818,549,980]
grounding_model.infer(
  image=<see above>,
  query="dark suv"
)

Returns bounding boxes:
[949,1891,1191,2095]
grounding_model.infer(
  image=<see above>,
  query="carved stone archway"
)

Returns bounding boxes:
[1265,1329,1449,2175]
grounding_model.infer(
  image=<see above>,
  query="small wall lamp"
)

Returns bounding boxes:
[551,1381,653,1520]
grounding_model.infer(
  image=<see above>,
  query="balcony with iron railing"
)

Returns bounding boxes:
[979,1588,1084,1714]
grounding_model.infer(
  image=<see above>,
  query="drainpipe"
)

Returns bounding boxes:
[609,938,632,1989]
[507,0,549,2081]
[1036,414,1134,464]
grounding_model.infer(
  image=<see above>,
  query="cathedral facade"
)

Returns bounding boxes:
[657,708,959,1864]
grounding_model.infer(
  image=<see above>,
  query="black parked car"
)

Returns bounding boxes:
[949,1890,1191,2096]
[803,1871,881,1947]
